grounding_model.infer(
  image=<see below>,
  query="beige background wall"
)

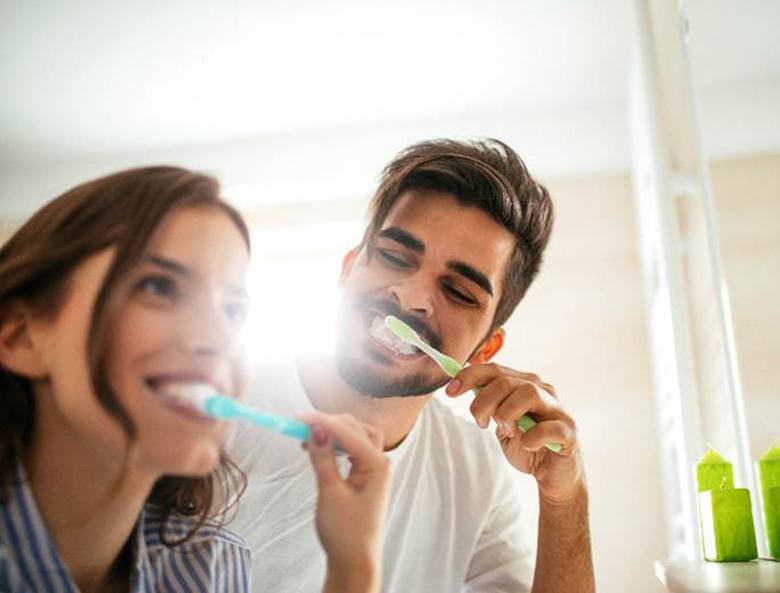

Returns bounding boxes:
[482,152,778,592]
[710,153,780,458]
[494,170,665,593]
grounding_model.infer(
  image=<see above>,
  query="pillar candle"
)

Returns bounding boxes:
[756,444,780,560]
[696,447,734,492]
[699,488,758,562]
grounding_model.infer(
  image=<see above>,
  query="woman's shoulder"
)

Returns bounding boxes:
[135,505,252,592]
[141,503,251,553]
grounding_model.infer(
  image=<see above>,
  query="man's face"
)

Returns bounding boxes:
[336,189,515,397]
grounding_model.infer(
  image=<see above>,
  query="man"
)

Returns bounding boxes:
[229,139,595,592]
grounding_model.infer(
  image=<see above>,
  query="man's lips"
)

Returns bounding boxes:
[368,332,425,361]
[365,313,427,361]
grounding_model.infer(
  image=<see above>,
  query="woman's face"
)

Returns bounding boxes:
[31,205,251,477]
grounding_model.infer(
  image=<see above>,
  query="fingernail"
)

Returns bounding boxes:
[501,422,514,438]
[312,426,329,447]
[446,379,461,395]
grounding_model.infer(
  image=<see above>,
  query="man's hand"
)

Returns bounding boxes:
[445,363,584,504]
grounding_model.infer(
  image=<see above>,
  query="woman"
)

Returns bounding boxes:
[0,166,389,593]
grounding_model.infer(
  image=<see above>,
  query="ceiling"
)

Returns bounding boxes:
[0,0,778,211]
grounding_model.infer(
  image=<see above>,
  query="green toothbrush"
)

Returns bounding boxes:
[384,315,562,453]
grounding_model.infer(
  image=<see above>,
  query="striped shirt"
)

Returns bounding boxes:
[0,466,251,593]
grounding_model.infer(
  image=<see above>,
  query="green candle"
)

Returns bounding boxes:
[699,488,758,561]
[696,448,735,492]
[756,444,780,559]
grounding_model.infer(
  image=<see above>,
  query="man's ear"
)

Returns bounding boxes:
[338,246,360,287]
[0,303,49,379]
[468,327,505,365]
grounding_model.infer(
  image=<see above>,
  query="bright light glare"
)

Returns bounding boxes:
[241,221,363,363]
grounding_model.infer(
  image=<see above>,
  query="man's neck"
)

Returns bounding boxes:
[295,353,432,450]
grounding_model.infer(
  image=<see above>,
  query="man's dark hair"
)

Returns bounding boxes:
[362,138,554,329]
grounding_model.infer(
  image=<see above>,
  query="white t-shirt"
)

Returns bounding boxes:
[227,358,534,593]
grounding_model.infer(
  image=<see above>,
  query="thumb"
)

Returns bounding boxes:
[307,424,342,491]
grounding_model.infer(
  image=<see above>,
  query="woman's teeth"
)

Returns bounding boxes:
[369,316,419,355]
[147,380,214,409]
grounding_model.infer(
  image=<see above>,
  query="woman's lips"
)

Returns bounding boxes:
[145,378,219,423]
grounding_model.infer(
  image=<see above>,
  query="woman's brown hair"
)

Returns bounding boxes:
[0,165,249,544]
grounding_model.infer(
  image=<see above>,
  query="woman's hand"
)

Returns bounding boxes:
[299,412,390,593]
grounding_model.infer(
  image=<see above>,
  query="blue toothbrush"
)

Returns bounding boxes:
[168,385,311,441]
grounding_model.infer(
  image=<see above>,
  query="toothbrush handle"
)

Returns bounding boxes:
[240,407,311,441]
[468,386,562,453]
[516,414,562,453]
[205,397,311,442]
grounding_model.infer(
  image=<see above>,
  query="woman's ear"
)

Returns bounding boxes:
[468,327,505,365]
[0,303,48,379]
[338,246,360,287]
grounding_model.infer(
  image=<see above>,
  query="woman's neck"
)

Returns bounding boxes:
[24,389,158,593]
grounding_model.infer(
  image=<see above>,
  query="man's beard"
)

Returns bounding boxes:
[336,346,450,398]
[335,296,450,398]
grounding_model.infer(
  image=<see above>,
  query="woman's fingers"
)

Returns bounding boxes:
[304,423,343,490]
[299,412,388,490]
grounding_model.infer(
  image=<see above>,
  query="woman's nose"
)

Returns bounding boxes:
[180,297,237,356]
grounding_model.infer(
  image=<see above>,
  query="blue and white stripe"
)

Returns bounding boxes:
[0,466,251,592]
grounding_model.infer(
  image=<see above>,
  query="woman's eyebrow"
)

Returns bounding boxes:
[145,255,190,276]
[145,255,249,298]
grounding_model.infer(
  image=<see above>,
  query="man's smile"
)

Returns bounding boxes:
[367,314,424,360]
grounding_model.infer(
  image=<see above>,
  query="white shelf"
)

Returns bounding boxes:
[655,559,780,593]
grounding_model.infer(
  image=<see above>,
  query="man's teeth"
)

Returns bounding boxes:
[369,317,419,355]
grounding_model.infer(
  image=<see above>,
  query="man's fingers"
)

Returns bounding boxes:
[446,362,503,396]
[466,375,560,431]
[446,363,552,397]
[514,419,577,454]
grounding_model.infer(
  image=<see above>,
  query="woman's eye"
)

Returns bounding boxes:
[225,302,248,325]
[137,275,178,300]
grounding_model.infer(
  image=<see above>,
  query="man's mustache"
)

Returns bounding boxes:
[355,296,442,351]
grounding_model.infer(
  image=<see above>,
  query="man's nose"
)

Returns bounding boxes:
[389,274,435,318]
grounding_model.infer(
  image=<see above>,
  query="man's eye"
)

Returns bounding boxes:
[137,275,178,300]
[444,284,477,306]
[378,249,410,268]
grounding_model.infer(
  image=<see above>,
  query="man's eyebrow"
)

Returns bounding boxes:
[144,255,249,299]
[376,227,425,254]
[447,261,494,297]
